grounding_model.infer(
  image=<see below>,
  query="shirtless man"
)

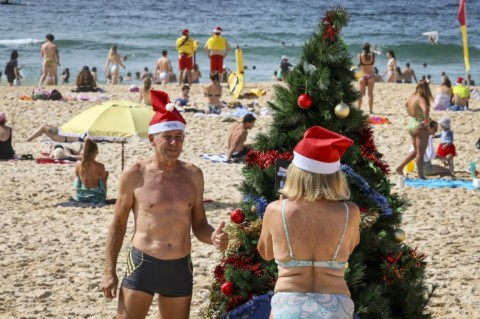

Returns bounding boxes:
[39,34,60,86]
[101,90,228,319]
[402,63,418,84]
[204,27,231,75]
[153,50,173,85]
[226,113,256,162]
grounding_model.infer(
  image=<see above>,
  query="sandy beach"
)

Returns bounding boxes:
[0,81,479,319]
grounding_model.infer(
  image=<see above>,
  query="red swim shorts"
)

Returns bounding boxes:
[210,55,224,73]
[178,53,193,71]
[436,143,456,157]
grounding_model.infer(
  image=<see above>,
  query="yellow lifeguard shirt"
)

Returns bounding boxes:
[206,35,226,51]
[176,36,195,57]
[453,84,470,99]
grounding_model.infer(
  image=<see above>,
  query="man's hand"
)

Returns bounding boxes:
[101,272,119,299]
[211,221,229,251]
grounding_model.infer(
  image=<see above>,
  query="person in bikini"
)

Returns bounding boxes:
[204,26,231,76]
[258,126,360,318]
[39,34,61,86]
[139,77,153,106]
[26,124,85,143]
[101,90,228,319]
[154,50,173,85]
[203,71,223,114]
[383,50,397,83]
[395,80,432,179]
[104,45,126,85]
[357,43,376,113]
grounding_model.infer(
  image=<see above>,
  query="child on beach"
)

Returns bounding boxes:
[435,117,456,174]
[174,85,197,111]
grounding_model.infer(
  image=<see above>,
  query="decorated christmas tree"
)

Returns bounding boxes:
[202,6,434,319]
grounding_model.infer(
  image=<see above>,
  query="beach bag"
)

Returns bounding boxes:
[32,88,50,100]
[4,61,13,76]
[49,89,63,101]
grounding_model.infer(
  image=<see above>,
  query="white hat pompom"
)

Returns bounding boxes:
[166,103,175,112]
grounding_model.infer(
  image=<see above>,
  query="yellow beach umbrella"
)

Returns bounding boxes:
[60,100,154,169]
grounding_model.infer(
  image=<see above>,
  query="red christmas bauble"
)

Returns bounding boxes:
[297,93,313,109]
[221,281,235,296]
[230,209,245,224]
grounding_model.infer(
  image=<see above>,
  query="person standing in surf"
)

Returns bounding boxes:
[204,26,231,76]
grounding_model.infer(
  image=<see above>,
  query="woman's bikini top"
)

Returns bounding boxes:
[275,199,349,270]
[207,93,221,97]
[359,53,374,66]
[410,99,426,121]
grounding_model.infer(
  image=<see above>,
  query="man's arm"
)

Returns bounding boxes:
[204,42,210,57]
[190,166,228,250]
[224,41,231,57]
[412,70,418,83]
[101,165,136,299]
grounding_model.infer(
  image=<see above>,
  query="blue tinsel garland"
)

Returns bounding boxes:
[222,292,273,319]
[341,164,393,217]
[244,194,269,219]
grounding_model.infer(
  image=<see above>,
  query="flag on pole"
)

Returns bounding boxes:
[458,0,470,73]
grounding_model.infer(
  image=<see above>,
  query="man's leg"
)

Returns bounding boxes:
[117,287,154,319]
[158,295,191,319]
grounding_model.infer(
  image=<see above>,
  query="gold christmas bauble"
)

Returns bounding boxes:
[335,102,350,118]
[251,205,257,213]
[393,229,406,243]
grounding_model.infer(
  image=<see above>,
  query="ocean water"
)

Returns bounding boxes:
[1,0,479,86]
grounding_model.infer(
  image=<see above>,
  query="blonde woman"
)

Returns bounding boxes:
[139,77,153,106]
[104,45,125,85]
[74,139,108,203]
[258,126,360,319]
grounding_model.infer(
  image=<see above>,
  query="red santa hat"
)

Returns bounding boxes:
[457,77,464,84]
[292,126,353,174]
[213,26,223,33]
[148,90,186,134]
[182,29,189,35]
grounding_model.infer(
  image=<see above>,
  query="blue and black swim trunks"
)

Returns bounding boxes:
[121,246,193,297]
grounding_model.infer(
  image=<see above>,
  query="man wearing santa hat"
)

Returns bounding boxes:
[204,26,231,75]
[102,90,229,319]
[452,76,470,110]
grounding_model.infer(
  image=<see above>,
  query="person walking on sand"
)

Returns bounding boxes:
[101,90,229,319]
[383,50,397,83]
[5,50,23,86]
[395,80,432,179]
[226,113,256,162]
[357,43,376,113]
[154,50,173,85]
[176,29,197,86]
[204,26,231,76]
[402,63,418,84]
[104,45,126,85]
[39,34,61,86]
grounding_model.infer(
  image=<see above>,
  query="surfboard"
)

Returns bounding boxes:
[228,46,244,98]
[228,72,244,99]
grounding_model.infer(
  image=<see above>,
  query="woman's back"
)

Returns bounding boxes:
[269,199,360,294]
[76,161,105,188]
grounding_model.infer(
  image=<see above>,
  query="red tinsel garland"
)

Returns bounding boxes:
[245,150,293,170]
[322,13,338,41]
[382,247,426,286]
[358,127,390,175]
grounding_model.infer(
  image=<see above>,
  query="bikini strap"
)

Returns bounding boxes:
[332,202,349,261]
[281,199,294,259]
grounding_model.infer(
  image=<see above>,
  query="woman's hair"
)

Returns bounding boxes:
[387,50,396,59]
[210,71,220,84]
[108,45,118,59]
[415,80,434,106]
[10,50,18,60]
[441,76,452,88]
[0,112,6,125]
[80,139,98,174]
[280,164,350,201]
[143,77,152,90]
[429,120,438,131]
[76,68,96,88]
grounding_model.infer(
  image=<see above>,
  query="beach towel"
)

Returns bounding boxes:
[54,198,116,208]
[405,178,478,190]
[368,116,391,125]
[200,154,241,163]
[36,157,78,164]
